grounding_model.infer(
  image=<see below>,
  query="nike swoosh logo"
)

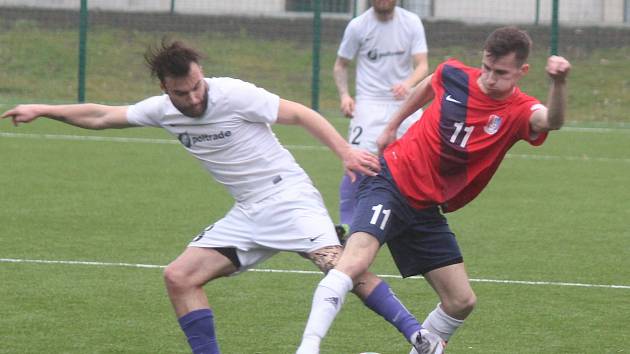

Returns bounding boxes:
[445,95,462,104]
[309,234,324,242]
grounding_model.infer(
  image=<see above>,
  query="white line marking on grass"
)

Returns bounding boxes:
[0,132,179,145]
[2,132,629,162]
[251,268,630,289]
[0,257,164,269]
[562,126,630,133]
[465,277,630,290]
[2,258,629,290]
[0,132,327,151]
[506,153,630,164]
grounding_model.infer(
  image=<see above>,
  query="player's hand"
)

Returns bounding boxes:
[376,128,397,155]
[391,82,411,100]
[1,104,43,126]
[546,56,571,83]
[339,94,355,118]
[342,147,380,182]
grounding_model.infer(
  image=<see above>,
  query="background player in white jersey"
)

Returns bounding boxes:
[334,0,429,230]
[2,39,430,354]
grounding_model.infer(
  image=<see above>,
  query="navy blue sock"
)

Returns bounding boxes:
[364,280,422,342]
[178,309,220,354]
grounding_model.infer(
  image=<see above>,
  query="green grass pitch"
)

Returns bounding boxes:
[1,115,628,353]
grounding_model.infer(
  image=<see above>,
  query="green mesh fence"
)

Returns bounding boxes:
[0,0,628,123]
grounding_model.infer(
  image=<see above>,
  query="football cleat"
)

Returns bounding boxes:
[334,223,349,244]
[409,329,445,354]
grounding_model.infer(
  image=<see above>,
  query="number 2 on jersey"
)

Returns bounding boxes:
[370,204,391,230]
[350,126,363,145]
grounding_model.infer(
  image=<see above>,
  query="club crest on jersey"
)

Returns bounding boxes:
[484,115,502,135]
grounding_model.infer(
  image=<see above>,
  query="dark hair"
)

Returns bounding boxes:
[483,27,532,65]
[144,38,203,82]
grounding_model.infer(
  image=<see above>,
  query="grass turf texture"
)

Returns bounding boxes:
[1,117,629,353]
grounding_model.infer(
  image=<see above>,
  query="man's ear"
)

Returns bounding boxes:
[160,82,167,93]
[520,63,530,76]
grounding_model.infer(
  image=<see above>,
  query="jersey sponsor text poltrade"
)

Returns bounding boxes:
[178,131,232,148]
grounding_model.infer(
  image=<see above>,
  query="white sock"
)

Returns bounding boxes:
[296,269,353,354]
[422,303,464,342]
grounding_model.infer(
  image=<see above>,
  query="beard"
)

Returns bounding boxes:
[372,0,395,15]
[374,7,394,15]
[174,89,208,118]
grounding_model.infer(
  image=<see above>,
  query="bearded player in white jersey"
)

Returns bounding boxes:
[2,39,442,353]
[334,0,429,231]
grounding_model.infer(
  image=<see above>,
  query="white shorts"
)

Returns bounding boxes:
[349,99,423,154]
[188,182,338,273]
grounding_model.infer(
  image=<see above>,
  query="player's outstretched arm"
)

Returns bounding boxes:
[530,55,571,133]
[276,98,379,181]
[1,103,132,130]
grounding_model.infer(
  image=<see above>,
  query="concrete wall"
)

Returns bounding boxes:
[174,0,285,15]
[0,0,171,12]
[0,0,627,25]
[431,0,626,25]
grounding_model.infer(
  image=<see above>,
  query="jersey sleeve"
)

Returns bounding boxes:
[410,16,428,54]
[126,95,165,127]
[337,19,360,60]
[518,98,548,146]
[224,79,280,125]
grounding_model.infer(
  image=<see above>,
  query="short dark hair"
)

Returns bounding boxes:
[483,27,532,65]
[144,38,203,82]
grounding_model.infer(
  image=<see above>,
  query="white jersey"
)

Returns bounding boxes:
[337,6,427,100]
[349,99,421,154]
[127,77,310,203]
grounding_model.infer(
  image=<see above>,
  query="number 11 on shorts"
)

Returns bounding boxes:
[370,204,391,230]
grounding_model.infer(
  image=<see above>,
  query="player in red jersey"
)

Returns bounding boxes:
[297,27,570,353]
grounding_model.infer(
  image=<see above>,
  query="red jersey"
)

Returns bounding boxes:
[384,59,547,212]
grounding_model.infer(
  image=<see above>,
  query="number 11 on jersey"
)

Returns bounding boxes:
[370,204,391,230]
[450,122,474,148]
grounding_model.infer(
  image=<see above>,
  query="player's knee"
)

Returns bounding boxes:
[335,257,370,280]
[460,292,477,314]
[336,232,379,278]
[335,245,371,277]
[442,291,477,319]
[163,263,192,291]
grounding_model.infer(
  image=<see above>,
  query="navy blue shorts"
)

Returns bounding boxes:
[349,158,463,278]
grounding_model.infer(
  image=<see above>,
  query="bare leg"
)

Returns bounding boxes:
[303,243,381,297]
[422,263,476,341]
[164,247,237,316]
[164,247,238,353]
[298,232,422,353]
